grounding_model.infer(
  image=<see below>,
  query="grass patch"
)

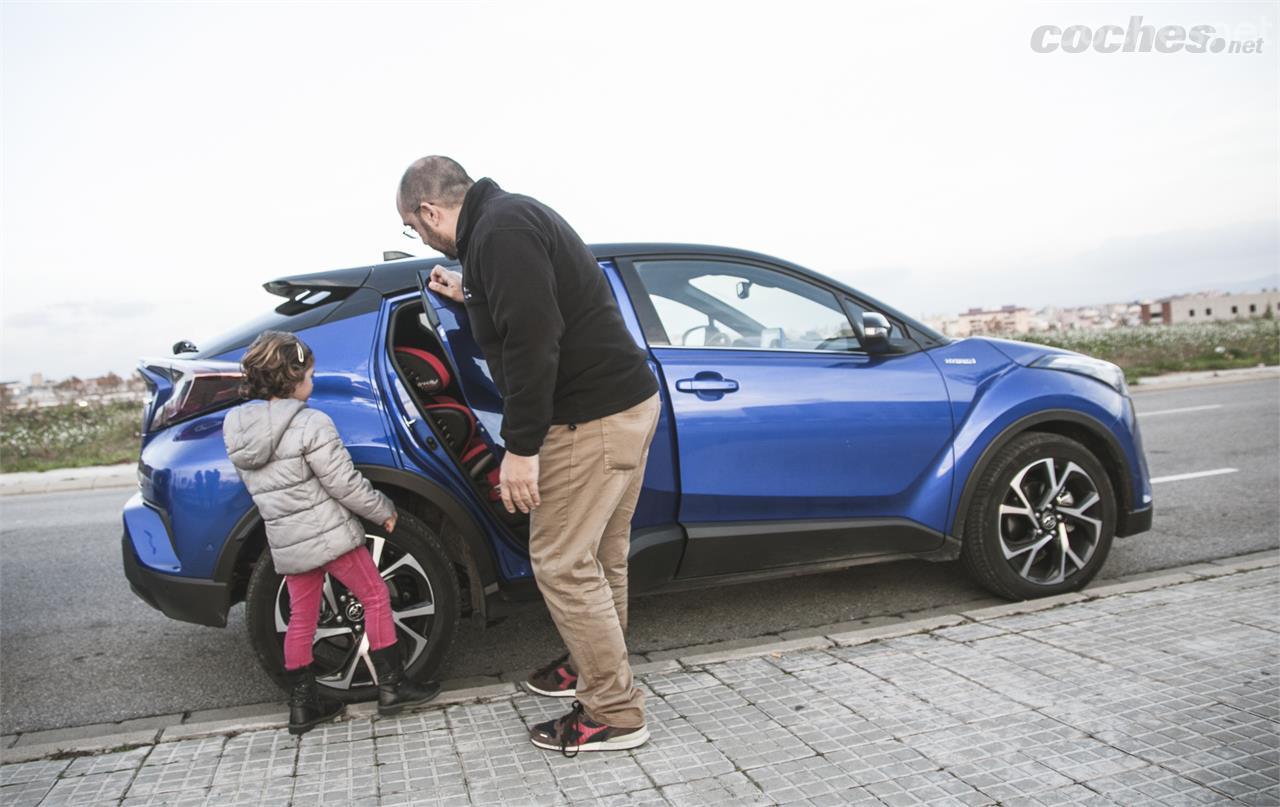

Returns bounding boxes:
[1,400,142,474]
[1009,317,1279,382]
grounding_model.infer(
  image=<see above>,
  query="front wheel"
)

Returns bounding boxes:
[245,508,460,701]
[961,432,1117,600]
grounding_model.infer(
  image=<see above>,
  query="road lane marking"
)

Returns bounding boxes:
[1138,404,1223,417]
[1150,468,1238,485]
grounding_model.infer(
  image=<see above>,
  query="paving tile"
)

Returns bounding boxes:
[545,751,652,801]
[119,787,211,806]
[122,754,218,799]
[295,736,375,775]
[631,712,735,787]
[63,745,151,777]
[999,783,1121,806]
[822,739,939,786]
[764,648,843,673]
[38,769,134,805]
[0,777,58,807]
[863,768,995,806]
[211,730,297,785]
[201,776,294,807]
[138,736,226,767]
[661,684,816,770]
[661,771,772,806]
[1083,764,1232,805]
[290,765,379,804]
[567,789,672,807]
[0,757,71,786]
[744,754,866,803]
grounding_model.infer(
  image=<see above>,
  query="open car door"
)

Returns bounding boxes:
[415,266,506,451]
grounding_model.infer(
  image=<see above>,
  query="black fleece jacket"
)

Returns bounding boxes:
[454,178,659,457]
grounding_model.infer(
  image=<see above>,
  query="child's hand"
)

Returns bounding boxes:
[383,512,398,533]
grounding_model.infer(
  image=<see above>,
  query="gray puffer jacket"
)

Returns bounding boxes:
[222,398,396,575]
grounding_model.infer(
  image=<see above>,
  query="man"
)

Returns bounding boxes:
[396,156,661,753]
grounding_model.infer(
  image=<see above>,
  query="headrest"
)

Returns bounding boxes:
[395,347,451,393]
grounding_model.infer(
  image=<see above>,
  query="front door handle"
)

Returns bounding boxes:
[675,372,739,395]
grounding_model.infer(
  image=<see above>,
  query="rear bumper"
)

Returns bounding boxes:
[1117,503,1154,538]
[121,531,231,628]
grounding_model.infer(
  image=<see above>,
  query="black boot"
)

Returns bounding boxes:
[285,664,344,736]
[369,644,441,715]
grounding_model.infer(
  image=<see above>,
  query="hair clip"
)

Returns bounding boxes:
[296,343,304,363]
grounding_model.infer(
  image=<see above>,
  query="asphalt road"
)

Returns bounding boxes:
[2,377,1276,735]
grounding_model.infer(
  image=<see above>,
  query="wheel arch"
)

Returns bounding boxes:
[951,409,1134,542]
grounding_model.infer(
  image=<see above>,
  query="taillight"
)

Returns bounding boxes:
[149,371,244,432]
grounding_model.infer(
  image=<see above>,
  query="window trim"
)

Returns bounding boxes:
[616,254,923,357]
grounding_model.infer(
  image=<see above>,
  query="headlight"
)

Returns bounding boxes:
[1030,353,1128,395]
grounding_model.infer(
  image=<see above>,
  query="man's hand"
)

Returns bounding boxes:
[383,512,398,533]
[497,451,541,514]
[428,266,464,303]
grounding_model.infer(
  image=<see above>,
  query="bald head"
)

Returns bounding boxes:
[398,155,474,211]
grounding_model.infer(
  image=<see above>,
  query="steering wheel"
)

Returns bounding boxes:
[682,324,731,347]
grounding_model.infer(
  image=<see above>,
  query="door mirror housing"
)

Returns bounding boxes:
[861,312,893,354]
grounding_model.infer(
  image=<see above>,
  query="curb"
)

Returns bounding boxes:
[1131,364,1279,394]
[0,464,136,497]
[4,549,1275,765]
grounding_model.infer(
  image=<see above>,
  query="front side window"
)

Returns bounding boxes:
[633,260,859,352]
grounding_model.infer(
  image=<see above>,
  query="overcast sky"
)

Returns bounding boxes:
[2,1,1276,383]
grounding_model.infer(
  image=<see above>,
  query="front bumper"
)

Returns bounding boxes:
[1117,503,1154,538]
[121,530,231,628]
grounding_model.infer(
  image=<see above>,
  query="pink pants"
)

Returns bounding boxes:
[283,546,397,671]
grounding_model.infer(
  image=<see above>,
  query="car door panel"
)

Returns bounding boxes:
[622,257,956,578]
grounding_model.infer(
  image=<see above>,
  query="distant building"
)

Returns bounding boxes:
[1142,290,1280,325]
[932,305,1032,337]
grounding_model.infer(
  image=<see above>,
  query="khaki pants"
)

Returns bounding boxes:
[528,391,661,728]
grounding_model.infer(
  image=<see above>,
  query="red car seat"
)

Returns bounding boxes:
[394,347,503,503]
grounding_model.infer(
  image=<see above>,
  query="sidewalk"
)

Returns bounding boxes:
[2,555,1276,806]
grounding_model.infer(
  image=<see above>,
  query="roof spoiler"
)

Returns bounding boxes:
[262,265,373,298]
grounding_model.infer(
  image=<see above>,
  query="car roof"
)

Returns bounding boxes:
[266,243,830,297]
[261,242,946,346]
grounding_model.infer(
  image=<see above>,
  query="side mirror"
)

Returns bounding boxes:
[861,312,892,354]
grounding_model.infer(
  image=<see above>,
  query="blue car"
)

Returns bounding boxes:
[123,244,1153,698]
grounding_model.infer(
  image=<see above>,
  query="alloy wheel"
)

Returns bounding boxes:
[272,534,436,689]
[996,457,1104,585]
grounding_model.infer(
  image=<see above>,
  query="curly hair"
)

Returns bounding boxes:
[238,331,315,400]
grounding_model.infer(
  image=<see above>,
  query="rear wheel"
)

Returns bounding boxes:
[246,508,460,700]
[961,432,1116,600]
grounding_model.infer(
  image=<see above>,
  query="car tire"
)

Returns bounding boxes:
[245,507,460,701]
[961,432,1116,600]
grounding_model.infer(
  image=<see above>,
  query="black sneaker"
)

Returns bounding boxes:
[524,653,578,698]
[528,700,650,756]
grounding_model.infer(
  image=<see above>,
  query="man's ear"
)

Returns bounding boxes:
[418,201,438,226]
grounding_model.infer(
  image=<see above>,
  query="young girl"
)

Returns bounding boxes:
[222,330,440,735]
